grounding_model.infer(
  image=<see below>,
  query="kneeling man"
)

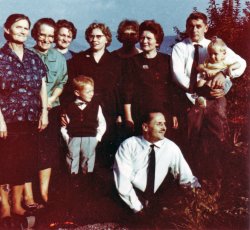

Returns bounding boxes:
[113,112,200,213]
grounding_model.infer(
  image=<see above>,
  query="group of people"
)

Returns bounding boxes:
[0,10,246,227]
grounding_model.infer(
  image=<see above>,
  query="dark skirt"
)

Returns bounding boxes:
[38,106,61,170]
[0,122,38,185]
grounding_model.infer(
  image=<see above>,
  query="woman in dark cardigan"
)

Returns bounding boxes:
[68,22,122,166]
[122,20,178,136]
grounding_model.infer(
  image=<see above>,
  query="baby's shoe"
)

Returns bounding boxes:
[196,96,207,108]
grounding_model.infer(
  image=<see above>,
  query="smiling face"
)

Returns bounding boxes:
[208,45,226,64]
[187,19,208,43]
[5,19,29,44]
[142,113,167,143]
[56,27,73,50]
[88,28,107,52]
[75,83,94,103]
[139,30,158,53]
[36,24,55,52]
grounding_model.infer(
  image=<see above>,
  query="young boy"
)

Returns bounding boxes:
[196,36,241,107]
[61,76,106,177]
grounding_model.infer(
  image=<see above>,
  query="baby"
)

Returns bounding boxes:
[196,36,241,107]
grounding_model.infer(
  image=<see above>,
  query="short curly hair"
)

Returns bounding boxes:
[139,20,164,47]
[56,19,77,40]
[117,19,139,43]
[31,18,56,40]
[4,14,31,41]
[85,22,112,47]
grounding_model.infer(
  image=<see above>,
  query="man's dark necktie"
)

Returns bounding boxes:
[189,44,200,93]
[145,144,156,199]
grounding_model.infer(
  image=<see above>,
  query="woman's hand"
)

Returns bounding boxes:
[172,116,178,129]
[116,115,122,124]
[0,118,7,139]
[61,113,68,126]
[125,119,134,132]
[38,109,49,132]
[47,96,56,110]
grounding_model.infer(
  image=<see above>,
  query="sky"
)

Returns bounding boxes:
[1,0,238,52]
[0,0,225,35]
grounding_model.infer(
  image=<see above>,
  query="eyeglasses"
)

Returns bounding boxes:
[38,33,54,40]
[88,34,105,40]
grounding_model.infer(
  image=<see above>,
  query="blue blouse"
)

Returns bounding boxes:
[0,43,47,123]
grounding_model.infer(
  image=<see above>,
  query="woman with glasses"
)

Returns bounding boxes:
[24,18,68,210]
[122,20,178,136]
[0,14,48,227]
[68,22,122,168]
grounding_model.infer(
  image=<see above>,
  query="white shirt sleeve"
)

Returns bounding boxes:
[60,114,70,144]
[170,146,200,188]
[225,47,247,78]
[96,105,106,142]
[171,43,190,90]
[113,140,144,212]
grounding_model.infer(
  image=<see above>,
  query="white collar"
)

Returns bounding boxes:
[141,136,165,149]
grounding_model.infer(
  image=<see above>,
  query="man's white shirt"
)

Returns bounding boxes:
[113,136,199,212]
[171,37,246,103]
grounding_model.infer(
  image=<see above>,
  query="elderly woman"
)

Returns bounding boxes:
[0,14,48,226]
[123,20,178,135]
[55,19,77,61]
[24,18,68,209]
[68,22,122,167]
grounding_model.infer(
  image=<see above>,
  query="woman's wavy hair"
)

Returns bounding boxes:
[31,18,56,40]
[4,14,31,40]
[85,22,112,47]
[56,19,77,40]
[139,20,164,47]
[117,19,139,43]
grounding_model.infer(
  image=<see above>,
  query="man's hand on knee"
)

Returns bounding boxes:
[210,88,225,98]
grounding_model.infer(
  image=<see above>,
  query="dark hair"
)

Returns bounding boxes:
[56,19,77,40]
[117,19,139,43]
[186,12,208,28]
[139,20,164,47]
[4,14,31,40]
[141,111,165,124]
[85,22,112,47]
[31,18,56,40]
